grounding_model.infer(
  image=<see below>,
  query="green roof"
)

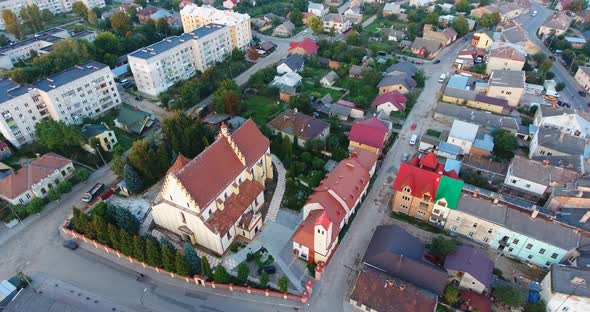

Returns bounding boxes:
[434,176,464,210]
[116,107,151,134]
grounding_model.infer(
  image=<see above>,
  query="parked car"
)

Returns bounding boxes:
[63,240,78,250]
[579,91,587,97]
[409,134,418,145]
[415,60,424,65]
[410,122,417,130]
[257,265,276,275]
[424,252,444,266]
[135,95,143,101]
[433,59,441,64]
[402,153,410,162]
[548,55,556,61]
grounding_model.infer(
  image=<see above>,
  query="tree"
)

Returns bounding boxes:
[443,285,460,306]
[2,10,22,39]
[231,47,245,62]
[280,136,293,163]
[92,214,108,244]
[20,5,43,33]
[539,59,554,75]
[426,235,458,258]
[478,12,501,28]
[414,70,426,88]
[119,229,133,256]
[161,244,176,272]
[47,188,62,201]
[424,12,439,25]
[294,0,306,11]
[307,16,323,35]
[72,1,89,19]
[346,32,360,45]
[278,276,289,293]
[107,204,140,233]
[107,223,120,250]
[127,139,170,183]
[214,79,241,115]
[247,47,260,61]
[72,208,88,234]
[524,300,546,312]
[146,238,161,267]
[491,129,517,161]
[556,82,566,92]
[454,0,471,13]
[94,31,120,67]
[494,286,524,307]
[110,11,130,34]
[132,235,145,262]
[156,17,171,36]
[35,119,83,153]
[451,16,469,37]
[201,256,212,279]
[566,0,586,12]
[110,155,126,176]
[288,94,313,114]
[290,9,303,26]
[161,112,213,158]
[184,243,201,276]
[175,252,190,276]
[237,262,250,285]
[532,52,547,65]
[213,264,230,283]
[259,271,269,288]
[88,10,98,27]
[124,164,144,194]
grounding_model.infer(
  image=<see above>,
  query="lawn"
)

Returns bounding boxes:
[241,96,285,125]
[301,81,345,99]
[364,18,406,33]
[91,105,139,151]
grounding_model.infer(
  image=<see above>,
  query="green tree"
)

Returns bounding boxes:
[132,235,146,261]
[156,17,171,36]
[213,264,231,283]
[307,16,323,35]
[72,1,89,19]
[566,0,587,12]
[494,286,524,307]
[92,214,108,244]
[259,271,269,288]
[491,129,517,161]
[426,235,458,258]
[414,70,426,88]
[119,229,133,255]
[184,243,201,276]
[110,155,126,176]
[237,262,250,285]
[93,32,120,67]
[107,223,120,249]
[127,139,170,183]
[451,16,469,37]
[532,53,547,65]
[288,94,313,114]
[556,82,566,91]
[47,188,61,201]
[214,79,240,115]
[146,238,161,267]
[35,119,83,153]
[294,0,306,11]
[124,164,144,194]
[346,32,360,45]
[280,136,293,163]
[290,9,304,26]
[443,285,460,306]
[110,11,130,34]
[72,207,88,234]
[454,0,471,13]
[175,252,190,276]
[20,5,43,32]
[201,256,212,279]
[88,10,98,27]
[2,10,22,39]
[524,300,546,312]
[161,244,176,272]
[56,180,73,194]
[478,12,501,28]
[162,112,213,158]
[278,276,289,293]
[424,12,439,25]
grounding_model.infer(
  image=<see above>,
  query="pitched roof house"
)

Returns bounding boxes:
[320,70,339,87]
[411,37,442,58]
[487,44,526,73]
[348,117,389,154]
[529,127,585,158]
[151,120,273,256]
[423,24,457,47]
[386,62,417,77]
[538,12,573,37]
[289,38,319,56]
[273,20,295,37]
[373,90,407,115]
[271,71,302,87]
[541,265,590,312]
[444,246,494,294]
[504,156,581,197]
[268,109,331,146]
[277,54,305,74]
[377,73,417,94]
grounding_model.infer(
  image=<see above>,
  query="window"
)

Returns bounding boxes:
[401,195,411,201]
[473,223,478,228]
[488,228,493,234]
[26,193,31,199]
[508,247,513,252]
[403,186,411,193]
[433,209,441,215]
[468,232,474,237]
[511,179,517,184]
[180,212,186,223]
[417,211,426,217]
[527,255,533,260]
[539,248,546,255]
[452,226,457,231]
[546,262,551,267]
[525,184,531,188]
[551,253,558,259]
[526,243,533,250]
[512,239,519,245]
[423,194,431,201]
[400,204,409,210]
[483,237,489,243]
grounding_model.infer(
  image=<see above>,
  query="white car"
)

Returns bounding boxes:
[409,134,418,146]
[532,10,538,17]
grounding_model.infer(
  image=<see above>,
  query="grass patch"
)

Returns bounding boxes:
[301,81,345,99]
[364,18,405,33]
[426,129,441,138]
[390,211,443,234]
[90,105,139,151]
[241,96,284,125]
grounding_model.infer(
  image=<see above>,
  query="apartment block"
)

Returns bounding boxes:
[128,23,231,97]
[0,61,120,148]
[180,4,251,50]
[0,0,106,30]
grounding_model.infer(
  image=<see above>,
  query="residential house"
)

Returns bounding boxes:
[486,70,525,106]
[291,150,377,263]
[423,24,457,47]
[0,153,74,205]
[277,54,304,74]
[504,156,581,196]
[377,73,417,95]
[151,120,272,255]
[447,120,479,155]
[223,0,238,10]
[443,83,510,115]
[289,38,319,56]
[575,66,590,93]
[556,0,573,11]
[81,123,118,152]
[273,20,295,37]
[444,246,494,294]
[440,3,453,12]
[434,103,521,133]
[565,36,587,49]
[322,13,351,34]
[344,5,362,23]
[541,265,590,312]
[529,127,585,158]
[348,117,389,155]
[114,106,155,134]
[381,28,405,42]
[372,90,407,115]
[538,12,573,37]
[486,43,526,74]
[279,85,296,102]
[308,1,328,17]
[472,32,494,49]
[383,2,401,16]
[272,71,302,87]
[498,21,540,55]
[320,71,339,87]
[392,152,463,223]
[330,100,364,120]
[268,109,330,147]
[470,2,527,21]
[385,62,417,77]
[471,134,494,157]
[533,104,590,138]
[350,225,444,312]
[411,37,442,58]
[348,65,366,78]
[435,142,462,160]
[409,0,432,7]
[0,0,105,30]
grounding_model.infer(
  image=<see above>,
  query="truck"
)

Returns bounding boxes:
[82,183,104,203]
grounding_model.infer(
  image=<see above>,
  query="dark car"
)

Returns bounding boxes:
[257,265,276,275]
[433,59,441,64]
[135,95,143,101]
[579,91,587,97]
[424,252,444,266]
[63,240,78,250]
[548,55,556,61]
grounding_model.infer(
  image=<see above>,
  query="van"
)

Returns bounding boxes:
[438,74,446,83]
[409,134,418,146]
[532,10,537,16]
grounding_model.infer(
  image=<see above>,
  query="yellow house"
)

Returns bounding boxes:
[575,66,590,92]
[81,123,118,152]
[486,70,525,107]
[472,32,493,49]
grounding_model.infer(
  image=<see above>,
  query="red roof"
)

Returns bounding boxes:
[289,38,319,55]
[335,99,357,108]
[372,91,407,111]
[419,152,438,170]
[316,158,370,211]
[292,209,323,248]
[349,148,378,172]
[167,154,191,175]
[314,211,331,230]
[348,118,388,150]
[173,119,269,210]
[460,290,491,312]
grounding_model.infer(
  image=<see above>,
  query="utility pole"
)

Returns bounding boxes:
[16,261,38,294]
[95,144,107,167]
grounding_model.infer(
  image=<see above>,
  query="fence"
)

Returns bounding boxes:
[60,225,310,304]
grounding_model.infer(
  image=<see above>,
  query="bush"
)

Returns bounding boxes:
[26,197,45,214]
[307,262,317,276]
[278,276,289,293]
[426,129,441,138]
[46,188,62,201]
[56,180,73,194]
[494,286,524,307]
[73,168,90,183]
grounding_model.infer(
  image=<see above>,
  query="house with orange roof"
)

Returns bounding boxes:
[391,152,464,224]
[291,149,378,264]
[151,120,273,255]
[288,38,320,56]
[0,153,74,205]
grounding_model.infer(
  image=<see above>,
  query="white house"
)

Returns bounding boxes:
[276,54,304,74]
[447,120,479,154]
[272,71,302,87]
[320,71,339,87]
[308,1,328,17]
[541,265,590,312]
[503,156,580,196]
[409,0,431,7]
[533,105,590,138]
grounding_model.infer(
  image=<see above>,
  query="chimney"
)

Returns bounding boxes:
[531,208,539,219]
[219,123,228,137]
[399,284,405,291]
[580,211,590,223]
[35,153,41,159]
[543,160,550,167]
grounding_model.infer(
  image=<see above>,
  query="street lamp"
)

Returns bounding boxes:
[568,50,577,73]
[140,288,149,305]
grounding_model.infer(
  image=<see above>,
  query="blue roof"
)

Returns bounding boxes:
[472,134,494,152]
[475,82,488,88]
[32,61,109,92]
[150,9,172,20]
[565,36,586,44]
[128,23,226,60]
[585,144,590,159]
[444,158,462,175]
[438,142,461,155]
[112,64,129,77]
[0,78,29,103]
[528,124,538,136]
[447,75,469,90]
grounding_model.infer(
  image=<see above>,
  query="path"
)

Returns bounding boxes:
[267,155,286,222]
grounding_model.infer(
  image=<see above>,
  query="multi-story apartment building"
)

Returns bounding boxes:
[128,23,231,97]
[0,61,120,148]
[0,0,106,30]
[180,4,251,50]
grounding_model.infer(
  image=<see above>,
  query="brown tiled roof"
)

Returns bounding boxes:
[173,119,269,210]
[351,268,438,312]
[542,12,573,31]
[292,209,323,248]
[490,45,526,62]
[268,109,330,140]
[205,179,263,235]
[0,153,71,200]
[167,154,191,175]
